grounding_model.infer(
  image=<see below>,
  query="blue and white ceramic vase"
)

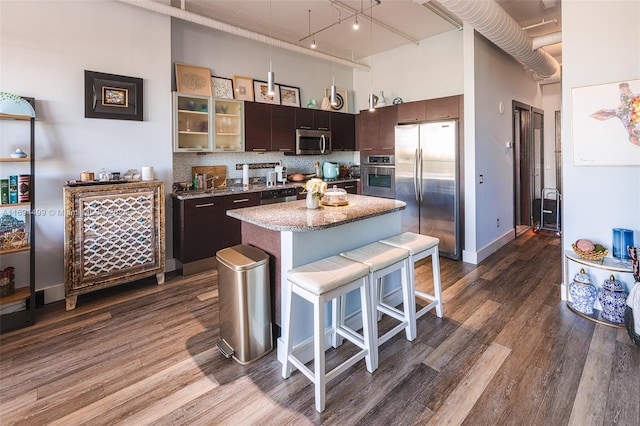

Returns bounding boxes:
[598,274,628,324]
[569,268,597,315]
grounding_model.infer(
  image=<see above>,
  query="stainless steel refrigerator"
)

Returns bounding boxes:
[395,121,460,259]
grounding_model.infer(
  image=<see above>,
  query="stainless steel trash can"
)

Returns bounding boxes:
[216,244,272,364]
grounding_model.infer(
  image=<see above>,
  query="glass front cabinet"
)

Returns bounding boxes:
[172,93,244,153]
[213,98,244,152]
[173,93,212,152]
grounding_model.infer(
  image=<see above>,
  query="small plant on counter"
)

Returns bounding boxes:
[305,178,327,199]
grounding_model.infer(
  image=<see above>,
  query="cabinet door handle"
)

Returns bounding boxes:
[299,126,311,129]
[344,185,355,189]
[252,148,267,152]
[318,127,329,131]
[361,147,374,151]
[382,147,394,150]
[233,198,250,203]
[195,202,215,208]
[278,148,292,152]
[433,115,450,119]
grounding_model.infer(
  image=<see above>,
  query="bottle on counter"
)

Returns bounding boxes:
[193,174,200,189]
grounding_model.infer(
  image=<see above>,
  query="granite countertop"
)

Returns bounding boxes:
[172,177,360,200]
[226,194,406,232]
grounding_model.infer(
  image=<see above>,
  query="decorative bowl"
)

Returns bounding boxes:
[10,149,27,158]
[572,243,608,261]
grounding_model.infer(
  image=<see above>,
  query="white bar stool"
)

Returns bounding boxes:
[340,241,413,370]
[281,255,375,413]
[379,233,443,327]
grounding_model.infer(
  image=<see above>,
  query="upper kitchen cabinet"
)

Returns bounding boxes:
[397,100,426,124]
[397,95,460,123]
[213,98,244,152]
[245,101,271,152]
[357,105,397,154]
[271,105,295,153]
[425,95,459,120]
[331,112,356,151]
[173,93,213,152]
[295,108,330,131]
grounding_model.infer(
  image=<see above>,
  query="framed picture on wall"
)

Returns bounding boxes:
[254,80,281,105]
[211,76,234,99]
[84,70,143,121]
[571,78,640,166]
[175,63,212,96]
[323,87,348,113]
[232,75,254,101]
[279,85,301,107]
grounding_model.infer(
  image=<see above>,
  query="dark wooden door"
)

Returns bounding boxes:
[331,112,355,151]
[271,105,295,153]
[223,192,260,248]
[376,105,398,153]
[244,102,271,152]
[174,197,225,263]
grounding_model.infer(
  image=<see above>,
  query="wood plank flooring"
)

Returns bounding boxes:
[1,230,639,425]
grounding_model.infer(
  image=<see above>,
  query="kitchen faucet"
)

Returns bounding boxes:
[203,173,219,189]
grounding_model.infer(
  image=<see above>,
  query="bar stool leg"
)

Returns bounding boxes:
[282,282,295,379]
[359,276,375,373]
[314,295,326,413]
[432,246,443,318]
[401,259,417,340]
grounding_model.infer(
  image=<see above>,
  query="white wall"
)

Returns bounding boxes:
[470,31,543,262]
[171,19,355,113]
[0,1,172,299]
[561,1,640,290]
[353,30,464,112]
[542,83,561,191]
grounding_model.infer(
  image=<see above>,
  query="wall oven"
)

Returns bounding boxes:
[361,155,395,199]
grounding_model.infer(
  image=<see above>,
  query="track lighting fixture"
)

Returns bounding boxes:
[353,13,359,30]
[311,37,317,49]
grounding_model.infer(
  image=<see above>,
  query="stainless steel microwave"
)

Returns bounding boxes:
[292,129,331,155]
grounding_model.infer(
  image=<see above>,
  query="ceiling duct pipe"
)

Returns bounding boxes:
[532,31,561,50]
[432,0,560,79]
[115,0,370,71]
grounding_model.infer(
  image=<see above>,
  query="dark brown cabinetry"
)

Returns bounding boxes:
[426,95,459,120]
[330,112,356,151]
[246,103,355,152]
[397,95,460,123]
[329,181,359,194]
[357,105,397,154]
[223,192,260,247]
[245,102,295,153]
[244,102,271,152]
[397,100,427,123]
[173,196,225,264]
[271,105,296,153]
[295,108,330,131]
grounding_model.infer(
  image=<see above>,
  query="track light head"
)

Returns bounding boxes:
[353,14,359,30]
[311,37,317,49]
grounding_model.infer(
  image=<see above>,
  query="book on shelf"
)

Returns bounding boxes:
[18,174,30,203]
[8,175,18,204]
[0,179,8,204]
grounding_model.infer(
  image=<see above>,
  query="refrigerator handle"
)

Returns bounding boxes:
[419,148,424,202]
[413,148,420,201]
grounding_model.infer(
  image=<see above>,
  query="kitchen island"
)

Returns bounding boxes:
[227,194,406,365]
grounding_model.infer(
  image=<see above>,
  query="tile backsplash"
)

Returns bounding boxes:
[173,151,359,184]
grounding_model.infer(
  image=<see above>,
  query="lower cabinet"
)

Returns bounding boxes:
[64,181,165,310]
[173,196,225,265]
[173,193,260,270]
[223,192,260,247]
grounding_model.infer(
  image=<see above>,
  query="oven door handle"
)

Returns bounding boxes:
[413,149,420,201]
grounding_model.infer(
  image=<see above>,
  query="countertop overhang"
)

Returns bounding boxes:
[226,194,406,232]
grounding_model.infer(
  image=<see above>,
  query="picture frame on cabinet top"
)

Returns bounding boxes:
[175,63,212,97]
[211,76,234,99]
[279,85,301,107]
[232,75,254,101]
[323,87,348,113]
[254,80,281,105]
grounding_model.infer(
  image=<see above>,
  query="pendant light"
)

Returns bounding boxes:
[267,0,275,96]
[308,10,317,49]
[329,5,338,107]
[353,0,362,30]
[368,0,376,111]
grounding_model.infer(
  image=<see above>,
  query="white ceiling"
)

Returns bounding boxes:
[175,0,562,66]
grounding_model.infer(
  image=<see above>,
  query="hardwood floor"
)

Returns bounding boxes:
[1,230,638,425]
